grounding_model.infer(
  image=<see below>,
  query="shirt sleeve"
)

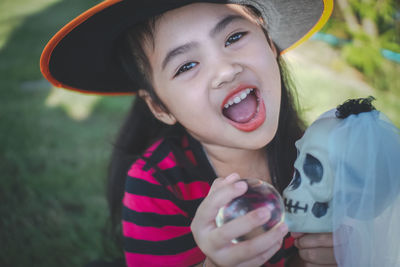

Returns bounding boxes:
[265,234,297,267]
[122,158,205,267]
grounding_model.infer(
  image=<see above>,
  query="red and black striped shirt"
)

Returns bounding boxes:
[122,134,295,266]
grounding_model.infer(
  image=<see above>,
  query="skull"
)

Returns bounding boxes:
[283,116,339,233]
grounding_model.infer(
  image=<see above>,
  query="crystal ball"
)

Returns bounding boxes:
[215,178,285,243]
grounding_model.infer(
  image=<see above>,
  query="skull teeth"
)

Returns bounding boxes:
[284,198,308,214]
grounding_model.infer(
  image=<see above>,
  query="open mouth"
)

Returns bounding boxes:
[221,86,266,132]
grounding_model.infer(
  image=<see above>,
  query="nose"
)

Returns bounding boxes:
[211,59,243,89]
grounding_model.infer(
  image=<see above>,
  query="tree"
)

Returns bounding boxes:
[332,0,399,91]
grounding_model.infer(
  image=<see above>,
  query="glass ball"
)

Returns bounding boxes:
[215,178,285,243]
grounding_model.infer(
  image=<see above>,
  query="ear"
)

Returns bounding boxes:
[138,89,177,125]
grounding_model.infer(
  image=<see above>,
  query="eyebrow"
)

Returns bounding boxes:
[161,14,246,70]
[162,42,198,70]
[210,14,245,38]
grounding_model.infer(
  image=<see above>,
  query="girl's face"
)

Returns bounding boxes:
[144,3,281,151]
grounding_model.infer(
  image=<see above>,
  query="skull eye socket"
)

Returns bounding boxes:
[303,154,323,185]
[288,169,301,190]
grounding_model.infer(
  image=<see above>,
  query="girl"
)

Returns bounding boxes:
[40,0,336,266]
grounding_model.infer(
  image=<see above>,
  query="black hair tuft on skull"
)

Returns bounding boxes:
[335,96,376,119]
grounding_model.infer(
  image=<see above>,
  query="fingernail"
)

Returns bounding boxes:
[226,173,239,182]
[234,181,247,190]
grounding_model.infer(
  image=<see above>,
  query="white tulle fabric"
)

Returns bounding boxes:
[328,110,400,266]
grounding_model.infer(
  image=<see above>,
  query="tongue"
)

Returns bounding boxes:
[223,93,258,123]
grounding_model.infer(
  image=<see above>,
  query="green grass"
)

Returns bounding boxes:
[0,1,399,267]
[0,0,131,266]
[285,41,400,126]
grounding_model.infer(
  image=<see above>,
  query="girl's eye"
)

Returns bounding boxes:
[225,32,247,47]
[174,62,198,77]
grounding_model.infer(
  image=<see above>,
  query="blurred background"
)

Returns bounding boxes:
[0,0,399,266]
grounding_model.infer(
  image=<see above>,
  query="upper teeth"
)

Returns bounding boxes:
[224,88,253,109]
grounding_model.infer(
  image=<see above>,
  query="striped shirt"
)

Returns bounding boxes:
[122,134,296,266]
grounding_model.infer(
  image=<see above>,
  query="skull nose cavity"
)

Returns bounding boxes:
[289,169,301,190]
[311,202,329,218]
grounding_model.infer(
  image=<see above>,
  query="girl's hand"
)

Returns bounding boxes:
[191,173,289,267]
[291,232,337,267]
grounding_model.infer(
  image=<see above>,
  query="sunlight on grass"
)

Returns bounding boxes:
[45,87,101,121]
[0,0,60,49]
[284,41,399,127]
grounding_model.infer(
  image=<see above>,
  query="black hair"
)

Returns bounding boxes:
[107,17,175,246]
[107,6,305,248]
[335,96,376,119]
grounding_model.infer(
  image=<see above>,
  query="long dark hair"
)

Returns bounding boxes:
[107,7,305,248]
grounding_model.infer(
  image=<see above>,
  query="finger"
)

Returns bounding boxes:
[196,180,248,223]
[298,247,337,265]
[210,207,272,247]
[295,233,333,249]
[224,172,242,182]
[236,241,282,267]
[208,173,241,195]
[214,223,288,266]
[227,223,288,262]
[291,232,305,239]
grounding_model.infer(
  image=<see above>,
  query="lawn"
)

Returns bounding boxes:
[1,1,399,267]
[1,0,129,266]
